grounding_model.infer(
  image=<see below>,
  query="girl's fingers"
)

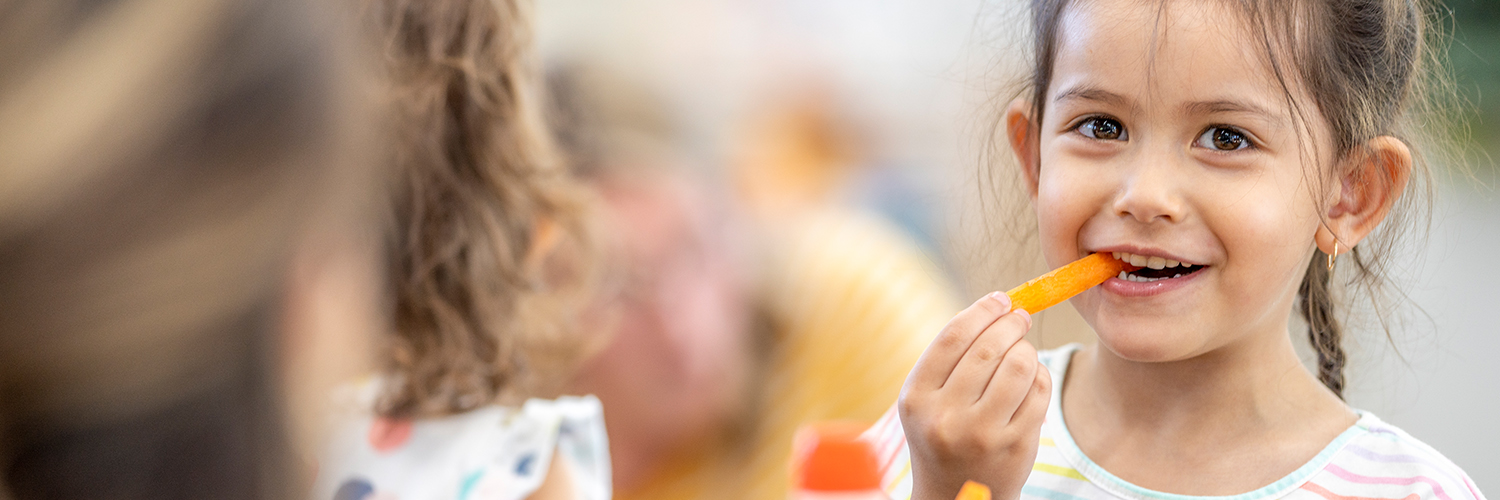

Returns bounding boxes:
[1005,362,1052,429]
[907,293,1013,391]
[944,309,1032,402]
[976,338,1038,412]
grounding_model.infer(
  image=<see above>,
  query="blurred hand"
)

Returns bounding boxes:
[898,293,1050,500]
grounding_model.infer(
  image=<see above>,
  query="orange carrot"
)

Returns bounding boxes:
[956,481,992,500]
[1005,252,1135,314]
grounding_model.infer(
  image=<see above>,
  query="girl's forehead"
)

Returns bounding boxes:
[1049,0,1293,119]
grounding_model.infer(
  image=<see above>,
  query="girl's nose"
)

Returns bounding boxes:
[1111,155,1187,225]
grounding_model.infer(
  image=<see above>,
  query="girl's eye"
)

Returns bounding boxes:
[1076,117,1126,141]
[1196,126,1250,151]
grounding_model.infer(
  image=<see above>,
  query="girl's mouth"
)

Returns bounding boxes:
[1112,251,1206,283]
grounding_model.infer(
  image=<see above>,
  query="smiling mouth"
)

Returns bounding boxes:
[1112,251,1207,283]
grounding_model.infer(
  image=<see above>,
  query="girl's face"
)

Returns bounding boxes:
[1031,0,1332,361]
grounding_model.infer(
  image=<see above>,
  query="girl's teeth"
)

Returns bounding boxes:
[1117,271,1164,282]
[1111,252,1203,283]
[1122,249,1200,268]
[1113,251,1194,268]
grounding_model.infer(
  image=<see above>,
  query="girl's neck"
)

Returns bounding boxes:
[1061,328,1356,495]
[1078,331,1326,426]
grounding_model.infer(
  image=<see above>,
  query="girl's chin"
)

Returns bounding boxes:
[1094,335,1200,363]
[1083,315,1208,363]
[1075,283,1214,362]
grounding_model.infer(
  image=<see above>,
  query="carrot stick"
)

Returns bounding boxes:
[1004,252,1135,314]
[956,481,992,500]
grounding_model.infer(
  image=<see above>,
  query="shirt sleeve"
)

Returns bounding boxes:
[532,395,613,500]
[1298,419,1488,500]
[315,393,612,500]
[862,404,914,500]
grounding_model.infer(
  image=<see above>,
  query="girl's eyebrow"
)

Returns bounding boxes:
[1183,99,1283,125]
[1053,85,1131,107]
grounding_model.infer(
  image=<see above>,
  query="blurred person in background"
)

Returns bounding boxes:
[313,1,609,499]
[0,0,378,498]
[550,63,961,500]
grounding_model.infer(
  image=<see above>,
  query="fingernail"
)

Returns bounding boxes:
[1014,309,1032,328]
[987,291,1012,311]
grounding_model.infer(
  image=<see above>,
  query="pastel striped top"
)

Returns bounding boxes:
[863,344,1486,500]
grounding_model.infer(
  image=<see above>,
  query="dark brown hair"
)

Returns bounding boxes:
[360,0,594,418]
[1013,0,1454,398]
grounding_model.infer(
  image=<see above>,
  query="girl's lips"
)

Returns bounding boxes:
[1100,265,1206,297]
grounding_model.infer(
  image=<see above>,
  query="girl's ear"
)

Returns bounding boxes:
[1315,136,1412,256]
[1005,98,1041,200]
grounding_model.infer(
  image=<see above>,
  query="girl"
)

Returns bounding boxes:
[867,1,1486,500]
[314,0,609,499]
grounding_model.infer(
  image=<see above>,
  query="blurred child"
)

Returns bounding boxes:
[867,1,1486,500]
[313,1,608,499]
[549,64,961,500]
[0,0,372,497]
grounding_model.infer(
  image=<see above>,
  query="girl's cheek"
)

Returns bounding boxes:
[1194,174,1319,303]
[1034,174,1071,253]
[1036,161,1111,259]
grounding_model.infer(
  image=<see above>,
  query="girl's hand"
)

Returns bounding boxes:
[898,292,1051,500]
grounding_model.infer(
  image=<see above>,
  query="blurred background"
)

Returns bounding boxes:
[534,0,1500,492]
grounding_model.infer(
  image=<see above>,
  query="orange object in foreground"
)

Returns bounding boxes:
[791,422,882,492]
[1005,253,1135,314]
[956,481,993,500]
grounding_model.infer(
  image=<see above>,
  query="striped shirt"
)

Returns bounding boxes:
[864,344,1486,500]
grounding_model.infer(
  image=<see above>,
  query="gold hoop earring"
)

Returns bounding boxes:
[1327,241,1338,271]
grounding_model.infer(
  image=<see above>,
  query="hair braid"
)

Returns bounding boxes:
[1299,250,1347,399]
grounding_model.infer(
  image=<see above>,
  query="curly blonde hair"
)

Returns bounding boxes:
[360,0,594,418]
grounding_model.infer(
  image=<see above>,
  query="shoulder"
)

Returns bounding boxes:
[1037,343,1082,378]
[315,394,611,500]
[1302,412,1486,500]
